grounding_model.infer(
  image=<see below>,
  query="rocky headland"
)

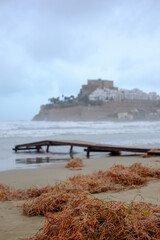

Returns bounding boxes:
[33,100,160,121]
[33,79,160,121]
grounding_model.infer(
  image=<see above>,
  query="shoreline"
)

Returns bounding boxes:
[0,155,160,189]
[0,155,160,240]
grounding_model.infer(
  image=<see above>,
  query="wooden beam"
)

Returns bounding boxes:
[36,146,41,152]
[70,145,73,154]
[86,147,90,158]
[46,145,50,152]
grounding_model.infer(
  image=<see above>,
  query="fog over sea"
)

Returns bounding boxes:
[0,120,160,172]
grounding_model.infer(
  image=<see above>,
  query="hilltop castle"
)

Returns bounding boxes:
[79,79,118,97]
[33,78,160,121]
[79,79,159,102]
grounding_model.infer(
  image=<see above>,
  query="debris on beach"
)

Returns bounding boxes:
[1,163,160,201]
[22,163,160,218]
[0,184,55,201]
[22,192,87,217]
[65,157,84,170]
[67,163,160,193]
[141,149,160,158]
[141,153,156,158]
[1,163,160,239]
[29,196,160,240]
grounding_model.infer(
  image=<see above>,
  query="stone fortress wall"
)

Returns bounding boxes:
[79,79,118,97]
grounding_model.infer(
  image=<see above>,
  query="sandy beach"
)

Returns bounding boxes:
[0,155,160,240]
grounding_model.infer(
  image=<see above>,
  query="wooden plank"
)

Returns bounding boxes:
[147,149,160,155]
[89,146,150,153]
[14,140,51,149]
[46,145,50,152]
[13,139,158,157]
[13,147,38,151]
[14,139,151,152]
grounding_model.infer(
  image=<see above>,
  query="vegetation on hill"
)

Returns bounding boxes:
[44,93,103,110]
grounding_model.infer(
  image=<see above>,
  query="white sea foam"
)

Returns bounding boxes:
[0,120,160,138]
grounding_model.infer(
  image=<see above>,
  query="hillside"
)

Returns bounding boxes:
[33,100,160,121]
[33,79,160,121]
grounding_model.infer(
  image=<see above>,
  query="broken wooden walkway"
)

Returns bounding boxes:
[13,140,160,158]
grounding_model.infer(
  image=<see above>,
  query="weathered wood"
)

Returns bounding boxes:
[13,139,160,158]
[89,146,150,153]
[84,149,111,152]
[86,147,90,158]
[147,149,160,155]
[13,147,39,151]
[70,145,73,153]
[46,145,50,152]
[36,146,42,152]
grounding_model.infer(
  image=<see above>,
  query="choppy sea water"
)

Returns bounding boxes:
[0,120,160,171]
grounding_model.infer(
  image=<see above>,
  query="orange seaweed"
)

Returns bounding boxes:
[65,157,84,170]
[1,163,160,239]
[30,196,160,240]
[1,163,160,201]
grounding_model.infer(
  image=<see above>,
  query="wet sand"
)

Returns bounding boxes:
[0,155,160,240]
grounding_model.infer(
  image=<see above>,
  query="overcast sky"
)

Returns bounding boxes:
[0,0,160,120]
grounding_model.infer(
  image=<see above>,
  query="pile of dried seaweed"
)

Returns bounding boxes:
[22,163,160,222]
[1,163,160,201]
[1,163,160,239]
[65,157,84,170]
[30,195,160,240]
[68,163,160,193]
[0,184,55,201]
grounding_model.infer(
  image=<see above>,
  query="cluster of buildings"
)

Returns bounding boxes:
[82,79,160,102]
[89,87,160,102]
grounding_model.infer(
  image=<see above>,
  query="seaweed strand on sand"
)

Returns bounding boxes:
[1,163,160,239]
[1,163,160,201]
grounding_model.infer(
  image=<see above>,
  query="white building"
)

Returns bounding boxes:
[120,89,149,100]
[89,87,160,103]
[148,92,160,100]
[89,88,108,102]
[89,88,119,102]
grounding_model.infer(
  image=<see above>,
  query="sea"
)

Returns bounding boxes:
[0,120,160,172]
